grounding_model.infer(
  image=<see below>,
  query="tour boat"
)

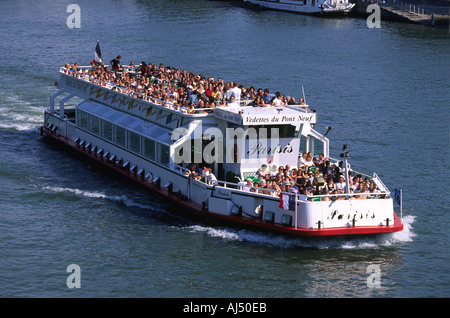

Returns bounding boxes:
[41,60,403,238]
[242,0,355,15]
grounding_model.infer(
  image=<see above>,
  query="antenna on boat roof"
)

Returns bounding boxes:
[301,85,306,104]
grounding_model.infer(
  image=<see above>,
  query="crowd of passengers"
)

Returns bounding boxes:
[63,56,306,113]
[187,152,384,202]
[257,152,384,201]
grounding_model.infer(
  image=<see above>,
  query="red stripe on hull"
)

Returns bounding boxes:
[41,126,404,237]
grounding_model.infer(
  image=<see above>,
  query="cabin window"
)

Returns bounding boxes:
[113,125,126,147]
[157,143,170,167]
[127,131,141,153]
[101,120,113,141]
[258,125,297,138]
[299,135,306,154]
[142,138,156,161]
[89,115,100,135]
[77,111,88,129]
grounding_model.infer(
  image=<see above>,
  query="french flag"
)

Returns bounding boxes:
[279,193,296,211]
[94,41,103,63]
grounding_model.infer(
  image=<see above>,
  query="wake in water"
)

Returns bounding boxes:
[184,215,416,250]
[40,185,189,226]
[41,185,416,249]
[41,186,156,211]
[0,90,50,132]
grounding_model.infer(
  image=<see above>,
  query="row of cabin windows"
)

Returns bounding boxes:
[77,110,169,166]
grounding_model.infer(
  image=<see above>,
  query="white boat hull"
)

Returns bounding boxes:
[41,70,402,238]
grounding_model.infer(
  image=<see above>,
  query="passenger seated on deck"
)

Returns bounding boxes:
[287,96,296,105]
[190,171,201,181]
[211,86,222,105]
[205,168,217,185]
[271,92,283,107]
[368,182,380,198]
[335,176,347,193]
[350,176,359,192]
[262,88,274,104]
[291,168,298,180]
[298,152,307,167]
[217,98,228,107]
[259,179,271,195]
[242,178,253,192]
[301,188,314,202]
[203,101,215,113]
[269,181,281,196]
[321,190,330,201]
[257,165,269,179]
[323,178,335,193]
[284,164,292,174]
[288,181,299,194]
[362,177,371,189]
[251,181,259,193]
[323,159,334,178]
[329,189,344,201]
[280,182,288,194]
[354,183,369,199]
[227,96,240,108]
[253,95,266,107]
[304,153,315,168]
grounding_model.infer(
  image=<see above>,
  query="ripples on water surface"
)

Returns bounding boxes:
[0,0,449,298]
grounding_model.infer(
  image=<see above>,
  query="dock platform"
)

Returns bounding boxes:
[351,0,450,26]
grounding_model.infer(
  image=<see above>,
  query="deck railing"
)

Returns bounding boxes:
[201,176,390,201]
[379,0,431,15]
[60,66,310,116]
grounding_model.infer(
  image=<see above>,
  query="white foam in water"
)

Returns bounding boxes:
[42,186,416,249]
[184,215,417,249]
[42,186,154,210]
[0,123,41,132]
[390,214,416,243]
[0,91,46,131]
[43,186,108,199]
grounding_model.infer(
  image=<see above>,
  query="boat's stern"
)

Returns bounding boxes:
[291,196,403,236]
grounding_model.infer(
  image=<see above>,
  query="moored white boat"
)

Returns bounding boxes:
[41,53,403,238]
[243,0,355,15]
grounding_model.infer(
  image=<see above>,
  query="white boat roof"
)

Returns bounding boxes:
[78,99,174,145]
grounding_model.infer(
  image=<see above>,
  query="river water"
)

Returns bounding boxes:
[0,0,449,299]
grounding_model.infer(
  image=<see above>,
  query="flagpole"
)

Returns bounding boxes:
[400,188,403,220]
[295,193,297,229]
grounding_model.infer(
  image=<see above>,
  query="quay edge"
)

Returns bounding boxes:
[350,0,450,26]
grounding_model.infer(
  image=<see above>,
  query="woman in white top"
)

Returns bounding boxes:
[335,176,347,193]
[304,153,315,168]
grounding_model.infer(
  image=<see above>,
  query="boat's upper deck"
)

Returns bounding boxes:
[59,62,316,129]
